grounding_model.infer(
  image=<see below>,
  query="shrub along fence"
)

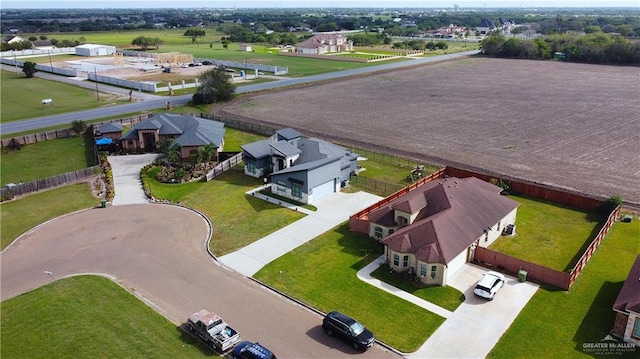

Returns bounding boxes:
[1,167,98,200]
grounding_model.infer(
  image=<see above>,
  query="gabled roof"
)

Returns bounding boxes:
[120,113,224,147]
[98,123,123,134]
[380,177,519,264]
[613,255,640,314]
[241,139,272,159]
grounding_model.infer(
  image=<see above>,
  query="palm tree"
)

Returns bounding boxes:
[198,143,216,164]
[158,139,181,165]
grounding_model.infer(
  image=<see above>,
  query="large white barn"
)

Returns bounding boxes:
[75,44,116,57]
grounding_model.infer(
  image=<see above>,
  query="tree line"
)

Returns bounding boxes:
[480,33,640,64]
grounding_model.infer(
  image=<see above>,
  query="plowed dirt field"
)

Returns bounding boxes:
[217,57,640,206]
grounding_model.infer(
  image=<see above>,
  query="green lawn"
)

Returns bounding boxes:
[490,195,607,272]
[489,213,640,359]
[0,276,212,359]
[254,222,446,352]
[370,266,465,312]
[1,135,94,187]
[145,165,304,256]
[0,183,99,249]
[0,70,126,123]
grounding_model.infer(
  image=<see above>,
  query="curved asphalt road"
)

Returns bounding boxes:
[0,50,478,135]
[0,204,398,359]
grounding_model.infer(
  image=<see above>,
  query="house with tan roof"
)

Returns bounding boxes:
[612,254,640,345]
[295,33,353,55]
[368,177,519,286]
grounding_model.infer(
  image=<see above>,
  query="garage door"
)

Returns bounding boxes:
[312,179,335,201]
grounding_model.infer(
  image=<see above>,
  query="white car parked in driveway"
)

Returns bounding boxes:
[473,271,505,300]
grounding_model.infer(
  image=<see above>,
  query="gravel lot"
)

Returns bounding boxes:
[217,57,640,206]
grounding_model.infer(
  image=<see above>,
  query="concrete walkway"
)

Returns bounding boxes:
[108,154,159,206]
[218,188,382,276]
[357,258,539,358]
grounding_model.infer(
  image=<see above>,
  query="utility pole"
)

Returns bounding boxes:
[94,66,100,102]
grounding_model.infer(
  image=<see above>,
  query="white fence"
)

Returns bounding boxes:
[0,47,76,58]
[0,57,78,77]
[87,72,157,92]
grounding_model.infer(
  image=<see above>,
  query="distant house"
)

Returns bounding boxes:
[476,19,494,35]
[96,123,123,140]
[295,33,353,55]
[33,40,54,50]
[612,255,640,345]
[120,113,225,159]
[368,177,519,286]
[241,128,359,204]
[239,43,252,52]
[75,44,116,56]
[2,35,26,45]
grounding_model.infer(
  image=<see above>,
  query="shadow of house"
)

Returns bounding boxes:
[120,113,225,159]
[241,128,358,204]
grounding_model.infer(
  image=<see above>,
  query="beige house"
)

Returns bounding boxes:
[612,255,640,345]
[368,177,519,286]
[295,33,353,54]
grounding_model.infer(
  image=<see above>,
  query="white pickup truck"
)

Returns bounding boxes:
[187,309,241,352]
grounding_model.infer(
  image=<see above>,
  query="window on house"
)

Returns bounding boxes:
[393,254,399,266]
[398,216,408,227]
[389,229,395,235]
[374,227,383,239]
[420,263,427,277]
[497,221,501,232]
[634,318,640,338]
[431,265,437,278]
[291,185,301,198]
[403,255,409,267]
[485,231,489,242]
[247,162,255,173]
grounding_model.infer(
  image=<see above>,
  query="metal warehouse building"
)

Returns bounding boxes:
[75,44,116,56]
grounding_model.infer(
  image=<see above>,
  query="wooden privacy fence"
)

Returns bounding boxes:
[474,247,572,290]
[205,153,243,181]
[1,167,98,199]
[568,205,620,286]
[475,206,619,290]
[348,176,404,196]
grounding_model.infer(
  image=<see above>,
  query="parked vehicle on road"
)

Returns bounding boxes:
[232,341,277,359]
[473,271,505,300]
[322,311,374,351]
[187,309,241,352]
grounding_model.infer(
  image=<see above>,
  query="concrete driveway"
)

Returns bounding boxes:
[219,190,382,276]
[108,154,159,206]
[409,263,539,358]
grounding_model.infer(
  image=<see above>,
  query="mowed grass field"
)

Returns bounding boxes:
[0,70,126,122]
[0,275,211,359]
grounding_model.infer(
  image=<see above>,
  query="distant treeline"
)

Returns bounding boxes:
[480,33,640,65]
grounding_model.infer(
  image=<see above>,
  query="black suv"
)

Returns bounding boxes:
[322,311,375,351]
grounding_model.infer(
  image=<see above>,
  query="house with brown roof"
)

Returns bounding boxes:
[295,33,353,55]
[612,255,640,345]
[369,177,519,286]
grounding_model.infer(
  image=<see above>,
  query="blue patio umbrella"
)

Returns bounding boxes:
[95,137,113,145]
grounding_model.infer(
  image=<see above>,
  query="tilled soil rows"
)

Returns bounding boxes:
[217,57,640,206]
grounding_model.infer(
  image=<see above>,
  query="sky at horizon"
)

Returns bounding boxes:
[2,0,639,9]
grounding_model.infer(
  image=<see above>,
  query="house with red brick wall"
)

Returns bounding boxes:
[612,255,640,345]
[369,176,519,286]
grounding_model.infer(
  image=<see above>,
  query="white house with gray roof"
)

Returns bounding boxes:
[241,128,359,204]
